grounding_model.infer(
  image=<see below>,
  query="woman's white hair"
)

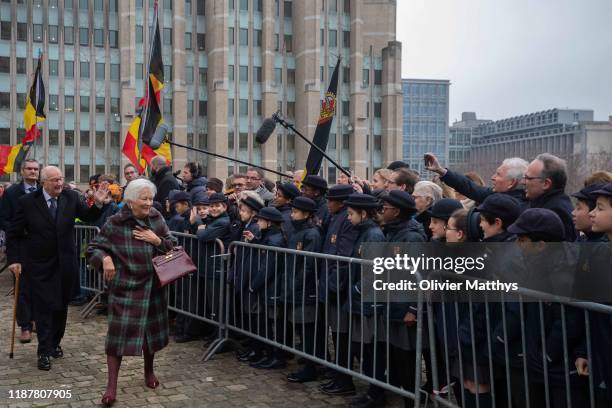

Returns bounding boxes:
[123,178,157,202]
[414,181,443,203]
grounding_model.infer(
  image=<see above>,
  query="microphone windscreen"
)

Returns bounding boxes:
[148,123,170,150]
[255,118,276,144]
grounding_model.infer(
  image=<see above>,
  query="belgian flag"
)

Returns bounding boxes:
[121,1,171,173]
[303,58,340,178]
[23,56,46,145]
[0,144,29,176]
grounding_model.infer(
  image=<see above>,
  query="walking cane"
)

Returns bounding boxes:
[9,272,20,359]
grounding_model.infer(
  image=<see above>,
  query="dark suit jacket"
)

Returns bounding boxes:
[0,182,33,231]
[6,188,102,311]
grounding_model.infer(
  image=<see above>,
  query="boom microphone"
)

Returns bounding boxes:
[147,123,170,150]
[255,117,277,144]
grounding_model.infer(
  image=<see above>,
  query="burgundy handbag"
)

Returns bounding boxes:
[152,246,197,288]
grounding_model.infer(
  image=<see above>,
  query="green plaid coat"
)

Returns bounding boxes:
[87,206,177,356]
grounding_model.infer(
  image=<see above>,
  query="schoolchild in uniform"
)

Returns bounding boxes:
[572,184,607,242]
[273,182,301,237]
[195,193,232,342]
[300,175,331,233]
[342,193,388,408]
[380,191,427,407]
[248,207,289,370]
[166,191,191,233]
[428,198,464,242]
[575,183,612,407]
[507,209,586,408]
[317,185,359,396]
[284,197,323,383]
[232,193,264,362]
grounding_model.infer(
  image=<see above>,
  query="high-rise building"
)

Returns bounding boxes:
[0,0,402,184]
[401,78,449,176]
[470,108,612,191]
[448,112,491,171]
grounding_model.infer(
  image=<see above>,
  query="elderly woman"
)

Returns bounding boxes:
[413,181,443,240]
[87,178,177,406]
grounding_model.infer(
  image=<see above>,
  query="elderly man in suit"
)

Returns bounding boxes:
[7,166,108,370]
[0,159,40,343]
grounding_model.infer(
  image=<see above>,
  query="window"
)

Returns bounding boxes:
[253,100,262,116]
[287,101,295,118]
[80,61,89,78]
[109,0,118,12]
[95,132,105,151]
[164,65,172,80]
[374,102,382,118]
[164,0,172,9]
[320,66,324,82]
[185,0,192,15]
[109,31,118,48]
[284,34,292,52]
[343,0,350,13]
[255,0,262,12]
[49,59,59,76]
[0,127,9,144]
[80,96,89,112]
[48,25,58,43]
[65,60,74,78]
[94,0,103,11]
[239,132,248,148]
[49,130,59,146]
[287,68,295,84]
[163,98,172,115]
[343,30,350,48]
[228,98,234,116]
[163,28,172,46]
[229,0,234,10]
[239,65,248,82]
[197,33,205,50]
[254,29,262,47]
[197,0,205,15]
[110,98,119,114]
[343,67,350,83]
[329,29,337,48]
[136,25,143,43]
[239,0,247,11]
[0,57,9,73]
[65,0,73,8]
[342,100,350,116]
[65,130,74,146]
[284,1,292,17]
[16,58,26,74]
[64,26,74,44]
[228,27,234,45]
[0,21,11,41]
[16,93,26,108]
[199,67,207,84]
[136,63,143,79]
[239,28,248,46]
[79,0,88,9]
[80,130,89,147]
[187,100,193,117]
[362,68,369,85]
[253,66,262,82]
[184,32,192,49]
[33,24,43,42]
[185,66,193,84]
[94,29,104,47]
[65,95,74,112]
[228,65,234,81]
[17,23,27,41]
[95,62,104,80]
[110,64,119,81]
[329,0,337,11]
[96,97,105,113]
[0,92,11,110]
[342,133,349,149]
[374,69,382,85]
[79,28,89,46]
[275,68,282,84]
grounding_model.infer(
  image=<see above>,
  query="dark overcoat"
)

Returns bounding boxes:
[6,188,102,311]
[86,206,177,356]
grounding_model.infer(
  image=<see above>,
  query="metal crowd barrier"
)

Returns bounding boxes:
[223,241,429,406]
[75,225,102,318]
[166,232,227,361]
[420,269,612,408]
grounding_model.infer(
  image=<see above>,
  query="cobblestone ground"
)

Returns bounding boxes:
[0,272,409,407]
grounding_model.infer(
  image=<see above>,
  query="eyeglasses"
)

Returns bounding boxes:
[524,175,546,181]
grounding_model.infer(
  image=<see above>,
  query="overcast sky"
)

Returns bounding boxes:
[397,0,612,124]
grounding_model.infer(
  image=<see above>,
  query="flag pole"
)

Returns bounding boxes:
[138,0,159,175]
[32,49,42,162]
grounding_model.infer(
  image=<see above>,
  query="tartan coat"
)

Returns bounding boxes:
[87,206,177,356]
